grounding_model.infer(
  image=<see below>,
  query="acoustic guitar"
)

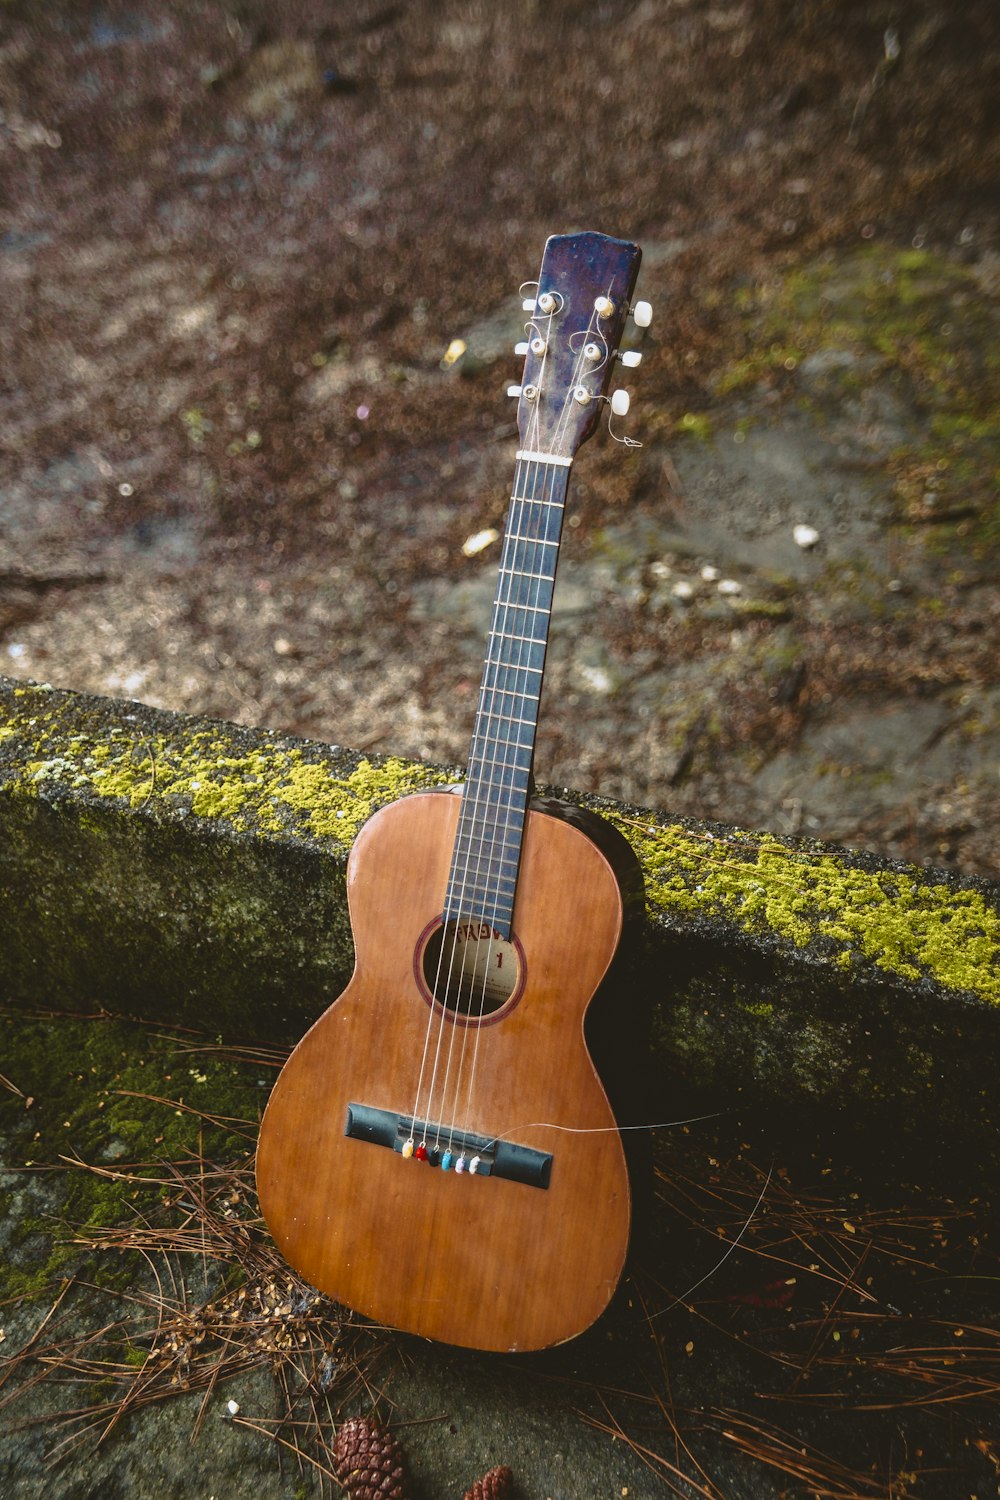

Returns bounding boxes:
[257,231,650,1351]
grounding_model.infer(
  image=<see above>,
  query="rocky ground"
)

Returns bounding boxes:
[2,0,999,876]
[2,2,1000,1496]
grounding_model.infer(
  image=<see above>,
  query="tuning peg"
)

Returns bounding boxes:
[522,298,536,313]
[631,300,653,328]
[507,385,523,398]
[619,350,642,368]
[514,341,530,356]
[610,389,631,417]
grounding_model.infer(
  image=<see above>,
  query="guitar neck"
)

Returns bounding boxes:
[443,452,572,937]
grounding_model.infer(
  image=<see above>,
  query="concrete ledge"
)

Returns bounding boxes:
[2,678,998,1173]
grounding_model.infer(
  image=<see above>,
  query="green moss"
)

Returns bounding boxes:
[608,814,1000,1004]
[713,245,1000,556]
[0,1011,267,1301]
[1,686,456,852]
[676,410,713,441]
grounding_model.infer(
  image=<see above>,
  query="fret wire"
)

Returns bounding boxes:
[503,531,559,548]
[496,565,556,584]
[446,877,517,898]
[448,876,516,891]
[464,780,536,804]
[476,708,539,732]
[453,800,527,825]
[482,629,547,648]
[474,685,541,705]
[449,848,520,872]
[459,779,529,803]
[465,757,531,780]
[485,600,550,618]
[483,661,543,677]
[468,730,533,751]
[512,498,566,516]
[475,707,538,726]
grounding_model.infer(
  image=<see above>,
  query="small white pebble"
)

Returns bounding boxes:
[700,565,719,581]
[462,527,499,558]
[672,579,695,600]
[7,643,26,660]
[793,523,820,549]
[227,1399,240,1416]
[717,578,742,596]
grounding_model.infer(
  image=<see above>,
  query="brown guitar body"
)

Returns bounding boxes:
[256,790,631,1352]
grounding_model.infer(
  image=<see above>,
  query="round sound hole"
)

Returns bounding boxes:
[420,918,522,1019]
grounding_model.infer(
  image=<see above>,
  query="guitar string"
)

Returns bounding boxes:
[453,295,614,1148]
[411,279,620,1161]
[408,486,531,1147]
[453,299,610,1155]
[451,454,553,1129]
[431,454,549,1153]
[433,349,558,1153]
[473,1110,724,1150]
[429,304,562,1148]
[433,305,561,1155]
[409,310,555,1150]
[646,1161,774,1321]
[447,338,571,1152]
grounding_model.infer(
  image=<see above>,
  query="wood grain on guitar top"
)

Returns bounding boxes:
[256,790,631,1352]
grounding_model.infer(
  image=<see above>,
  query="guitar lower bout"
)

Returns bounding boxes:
[257,789,643,1352]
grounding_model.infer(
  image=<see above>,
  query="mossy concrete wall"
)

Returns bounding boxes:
[2,677,998,1174]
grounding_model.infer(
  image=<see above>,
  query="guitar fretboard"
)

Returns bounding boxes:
[443,454,572,937]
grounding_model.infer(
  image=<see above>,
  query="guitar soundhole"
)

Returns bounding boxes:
[418,918,523,1020]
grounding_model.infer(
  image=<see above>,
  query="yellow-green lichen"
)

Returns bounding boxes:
[1,687,456,852]
[608,814,1000,1005]
[3,683,999,1007]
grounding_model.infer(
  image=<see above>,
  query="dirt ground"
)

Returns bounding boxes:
[2,0,1000,874]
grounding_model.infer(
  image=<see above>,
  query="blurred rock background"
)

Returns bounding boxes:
[2,0,998,872]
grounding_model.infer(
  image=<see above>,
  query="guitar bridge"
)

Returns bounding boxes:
[344,1103,552,1189]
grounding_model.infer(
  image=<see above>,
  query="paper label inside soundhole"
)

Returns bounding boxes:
[420,918,522,1018]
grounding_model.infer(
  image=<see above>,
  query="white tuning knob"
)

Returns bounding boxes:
[619,349,642,368]
[611,389,631,417]
[632,300,653,328]
[522,298,536,313]
[507,385,523,398]
[514,341,530,356]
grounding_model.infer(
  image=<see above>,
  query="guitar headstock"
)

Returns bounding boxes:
[510,232,648,462]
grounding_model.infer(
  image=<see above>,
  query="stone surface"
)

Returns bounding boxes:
[2,678,998,1178]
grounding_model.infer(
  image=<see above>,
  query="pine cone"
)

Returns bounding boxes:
[333,1415,409,1500]
[463,1464,514,1500]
